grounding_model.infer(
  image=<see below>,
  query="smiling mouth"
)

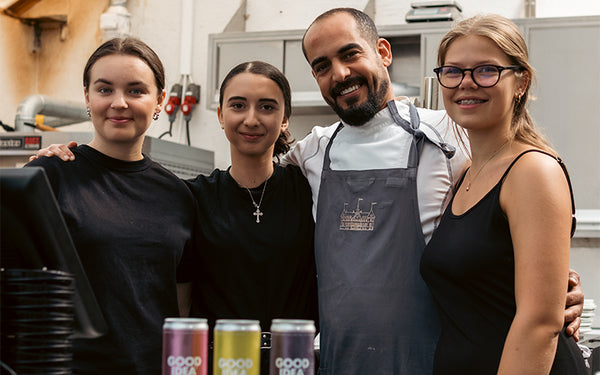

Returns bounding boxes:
[457,99,486,105]
[241,133,263,140]
[109,117,132,124]
[332,77,365,99]
[339,84,361,96]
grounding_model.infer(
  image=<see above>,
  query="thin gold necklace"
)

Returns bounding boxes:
[465,140,510,192]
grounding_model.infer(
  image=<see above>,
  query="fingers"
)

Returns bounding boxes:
[566,270,584,310]
[50,144,75,161]
[568,269,581,288]
[30,143,76,162]
[565,316,581,342]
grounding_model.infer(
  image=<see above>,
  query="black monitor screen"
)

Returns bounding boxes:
[1,167,107,338]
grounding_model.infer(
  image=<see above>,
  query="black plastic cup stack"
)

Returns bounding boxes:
[1,268,75,375]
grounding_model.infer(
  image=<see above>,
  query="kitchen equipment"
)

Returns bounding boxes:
[406,1,462,23]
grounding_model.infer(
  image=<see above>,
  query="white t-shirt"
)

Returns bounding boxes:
[282,98,468,242]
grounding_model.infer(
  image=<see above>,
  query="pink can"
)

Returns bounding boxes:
[162,318,208,375]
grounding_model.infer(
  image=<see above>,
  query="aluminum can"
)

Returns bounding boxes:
[213,319,261,375]
[269,319,315,375]
[162,317,209,375]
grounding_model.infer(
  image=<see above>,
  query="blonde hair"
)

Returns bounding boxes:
[437,14,555,155]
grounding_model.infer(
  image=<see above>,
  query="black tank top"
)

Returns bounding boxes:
[420,149,586,374]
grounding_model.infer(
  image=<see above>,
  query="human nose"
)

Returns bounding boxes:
[110,92,128,108]
[242,107,260,126]
[331,59,351,82]
[459,70,477,88]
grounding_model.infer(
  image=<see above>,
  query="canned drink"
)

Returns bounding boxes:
[213,319,261,375]
[162,318,209,375]
[270,319,316,375]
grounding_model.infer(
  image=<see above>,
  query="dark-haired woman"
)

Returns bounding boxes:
[178,61,318,373]
[26,38,197,374]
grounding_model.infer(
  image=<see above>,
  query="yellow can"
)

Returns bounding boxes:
[213,319,261,375]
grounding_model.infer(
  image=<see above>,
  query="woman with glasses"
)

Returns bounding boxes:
[420,14,587,374]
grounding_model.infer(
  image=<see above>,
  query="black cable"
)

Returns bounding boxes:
[185,120,191,146]
[158,121,174,139]
[0,120,15,132]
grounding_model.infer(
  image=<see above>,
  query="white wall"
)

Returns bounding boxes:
[2,0,599,168]
[124,0,600,169]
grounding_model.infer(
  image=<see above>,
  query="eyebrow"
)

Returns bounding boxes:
[92,78,147,86]
[310,43,362,69]
[227,96,279,104]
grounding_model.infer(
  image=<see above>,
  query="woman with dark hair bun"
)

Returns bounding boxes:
[180,61,318,374]
[26,37,197,374]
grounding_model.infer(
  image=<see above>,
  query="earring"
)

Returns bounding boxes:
[86,108,91,118]
[153,112,159,121]
[515,92,523,102]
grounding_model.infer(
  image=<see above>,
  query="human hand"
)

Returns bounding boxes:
[28,141,78,162]
[564,269,584,341]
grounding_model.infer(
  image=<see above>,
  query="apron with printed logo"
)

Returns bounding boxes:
[315,101,452,374]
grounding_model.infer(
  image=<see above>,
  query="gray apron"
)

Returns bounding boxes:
[315,101,452,374]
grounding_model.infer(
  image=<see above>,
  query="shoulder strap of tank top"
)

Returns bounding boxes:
[500,149,577,237]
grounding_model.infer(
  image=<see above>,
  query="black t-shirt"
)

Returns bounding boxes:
[182,164,319,332]
[27,145,197,375]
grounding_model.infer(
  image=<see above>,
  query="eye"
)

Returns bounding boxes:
[441,66,462,77]
[476,65,499,74]
[129,88,144,95]
[230,102,245,110]
[313,61,330,74]
[342,50,359,60]
[260,103,276,111]
[98,87,112,95]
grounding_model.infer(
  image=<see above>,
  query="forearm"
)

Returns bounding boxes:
[497,315,562,375]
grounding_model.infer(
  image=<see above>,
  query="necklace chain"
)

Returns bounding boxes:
[246,179,268,223]
[466,140,510,192]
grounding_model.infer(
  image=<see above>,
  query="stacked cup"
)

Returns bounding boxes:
[1,268,76,375]
[581,299,597,338]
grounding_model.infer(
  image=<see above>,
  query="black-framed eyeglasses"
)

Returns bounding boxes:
[433,65,521,89]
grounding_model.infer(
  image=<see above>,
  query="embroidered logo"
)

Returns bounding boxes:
[340,198,377,231]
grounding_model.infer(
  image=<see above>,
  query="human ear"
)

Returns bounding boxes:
[156,89,166,112]
[281,116,289,132]
[217,107,225,129]
[376,38,393,68]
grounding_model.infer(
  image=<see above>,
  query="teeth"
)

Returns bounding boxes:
[340,85,360,96]
[458,99,484,105]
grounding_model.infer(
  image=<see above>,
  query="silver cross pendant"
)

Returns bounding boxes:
[253,206,263,223]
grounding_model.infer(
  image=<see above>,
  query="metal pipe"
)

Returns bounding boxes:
[14,95,88,131]
[422,77,439,110]
[525,0,536,18]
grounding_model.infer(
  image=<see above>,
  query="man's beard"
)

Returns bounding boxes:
[327,76,390,126]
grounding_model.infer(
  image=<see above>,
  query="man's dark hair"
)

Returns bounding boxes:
[301,8,379,60]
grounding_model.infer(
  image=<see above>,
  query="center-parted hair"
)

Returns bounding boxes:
[219,61,294,158]
[83,37,165,95]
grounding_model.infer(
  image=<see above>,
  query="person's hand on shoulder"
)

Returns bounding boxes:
[28,141,78,162]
